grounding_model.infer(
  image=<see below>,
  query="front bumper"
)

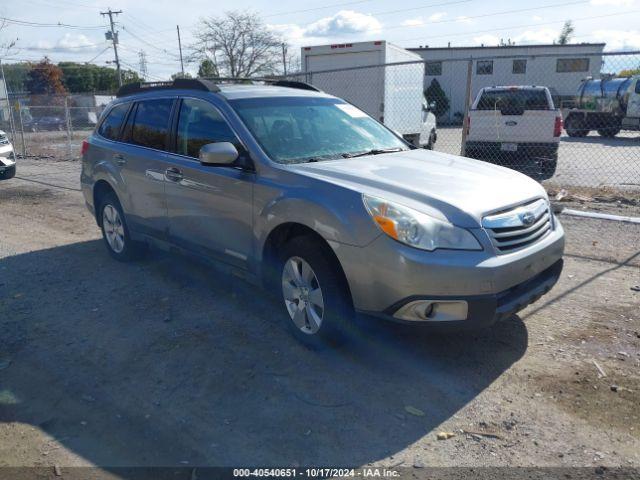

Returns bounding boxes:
[465,141,558,162]
[375,258,563,329]
[333,218,565,329]
[0,151,16,180]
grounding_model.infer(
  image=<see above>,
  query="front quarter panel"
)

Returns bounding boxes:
[253,168,381,261]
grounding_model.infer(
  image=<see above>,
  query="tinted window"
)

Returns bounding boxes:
[425,61,442,76]
[176,98,238,158]
[97,103,129,140]
[476,60,493,75]
[512,59,526,74]
[476,89,551,113]
[557,58,589,73]
[130,99,173,150]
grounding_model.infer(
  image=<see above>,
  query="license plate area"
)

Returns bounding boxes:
[501,143,518,152]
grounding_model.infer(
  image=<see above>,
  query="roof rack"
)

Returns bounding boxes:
[116,78,220,97]
[116,77,321,97]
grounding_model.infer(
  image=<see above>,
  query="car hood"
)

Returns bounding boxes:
[288,149,547,228]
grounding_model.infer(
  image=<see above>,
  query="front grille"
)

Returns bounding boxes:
[482,199,552,253]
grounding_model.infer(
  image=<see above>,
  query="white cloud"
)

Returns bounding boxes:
[304,10,382,37]
[456,16,473,24]
[402,18,424,27]
[56,33,95,49]
[514,28,559,44]
[532,15,543,21]
[473,28,560,46]
[590,0,634,5]
[592,29,640,49]
[401,12,447,27]
[473,34,500,46]
[428,12,448,22]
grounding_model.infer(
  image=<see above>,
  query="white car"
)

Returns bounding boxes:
[0,130,16,181]
[465,86,562,179]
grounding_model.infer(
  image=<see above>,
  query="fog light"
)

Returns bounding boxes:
[393,300,468,322]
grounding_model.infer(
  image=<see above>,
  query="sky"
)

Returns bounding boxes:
[1,0,639,80]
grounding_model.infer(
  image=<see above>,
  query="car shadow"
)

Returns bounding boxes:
[0,240,528,470]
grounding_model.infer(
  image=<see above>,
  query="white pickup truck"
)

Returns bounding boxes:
[465,86,562,179]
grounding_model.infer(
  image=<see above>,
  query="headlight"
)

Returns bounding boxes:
[362,194,482,251]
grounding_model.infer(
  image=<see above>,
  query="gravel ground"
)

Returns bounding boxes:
[0,159,638,472]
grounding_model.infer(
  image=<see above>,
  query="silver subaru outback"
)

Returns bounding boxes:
[81,78,564,345]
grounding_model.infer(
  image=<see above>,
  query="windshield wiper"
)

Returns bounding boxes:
[341,147,405,158]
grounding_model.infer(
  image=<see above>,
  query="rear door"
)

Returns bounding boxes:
[118,97,175,238]
[469,88,557,144]
[164,97,254,269]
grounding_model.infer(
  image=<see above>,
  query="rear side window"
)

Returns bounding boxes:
[476,89,550,113]
[129,99,173,150]
[176,98,238,158]
[97,103,129,140]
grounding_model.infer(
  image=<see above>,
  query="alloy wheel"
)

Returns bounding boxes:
[282,256,325,334]
[102,204,125,253]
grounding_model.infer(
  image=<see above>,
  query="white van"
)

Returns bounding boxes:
[465,86,562,179]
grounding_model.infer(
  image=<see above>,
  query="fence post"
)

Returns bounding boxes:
[64,97,72,159]
[460,58,473,157]
[17,103,26,157]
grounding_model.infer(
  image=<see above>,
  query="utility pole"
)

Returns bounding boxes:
[177,25,185,77]
[138,50,148,80]
[101,9,123,87]
[281,43,288,76]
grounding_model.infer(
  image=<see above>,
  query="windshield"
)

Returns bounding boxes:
[476,89,552,113]
[229,96,408,164]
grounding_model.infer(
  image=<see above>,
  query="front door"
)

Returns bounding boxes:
[164,98,254,268]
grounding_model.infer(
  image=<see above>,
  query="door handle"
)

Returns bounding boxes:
[165,167,184,182]
[113,153,127,166]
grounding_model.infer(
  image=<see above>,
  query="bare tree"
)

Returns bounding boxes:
[192,11,285,78]
[0,18,18,58]
[557,21,574,45]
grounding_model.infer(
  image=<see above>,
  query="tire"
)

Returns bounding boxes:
[540,158,557,179]
[278,235,354,347]
[97,191,145,262]
[597,128,619,138]
[565,115,589,138]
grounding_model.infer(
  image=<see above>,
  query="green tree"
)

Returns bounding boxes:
[171,72,193,80]
[197,58,218,78]
[59,62,95,93]
[557,21,574,45]
[424,79,450,118]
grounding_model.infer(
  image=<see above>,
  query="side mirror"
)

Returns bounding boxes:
[199,142,239,166]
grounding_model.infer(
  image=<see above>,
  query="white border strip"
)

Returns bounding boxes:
[561,208,640,225]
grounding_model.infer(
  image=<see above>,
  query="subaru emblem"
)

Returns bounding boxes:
[520,211,535,226]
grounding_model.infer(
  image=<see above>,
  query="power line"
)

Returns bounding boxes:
[396,8,640,44]
[87,47,111,64]
[0,15,104,30]
[379,0,592,33]
[263,0,373,18]
[120,25,180,59]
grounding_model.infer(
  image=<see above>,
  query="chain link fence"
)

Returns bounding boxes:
[1,94,111,161]
[285,50,640,203]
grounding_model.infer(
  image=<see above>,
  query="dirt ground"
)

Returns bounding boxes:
[0,159,638,472]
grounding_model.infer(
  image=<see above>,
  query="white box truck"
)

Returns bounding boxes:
[300,41,437,148]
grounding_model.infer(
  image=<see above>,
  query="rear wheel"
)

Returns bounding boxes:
[565,115,589,137]
[279,235,353,347]
[98,192,145,262]
[597,118,621,138]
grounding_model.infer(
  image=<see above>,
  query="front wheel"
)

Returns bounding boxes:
[279,235,353,347]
